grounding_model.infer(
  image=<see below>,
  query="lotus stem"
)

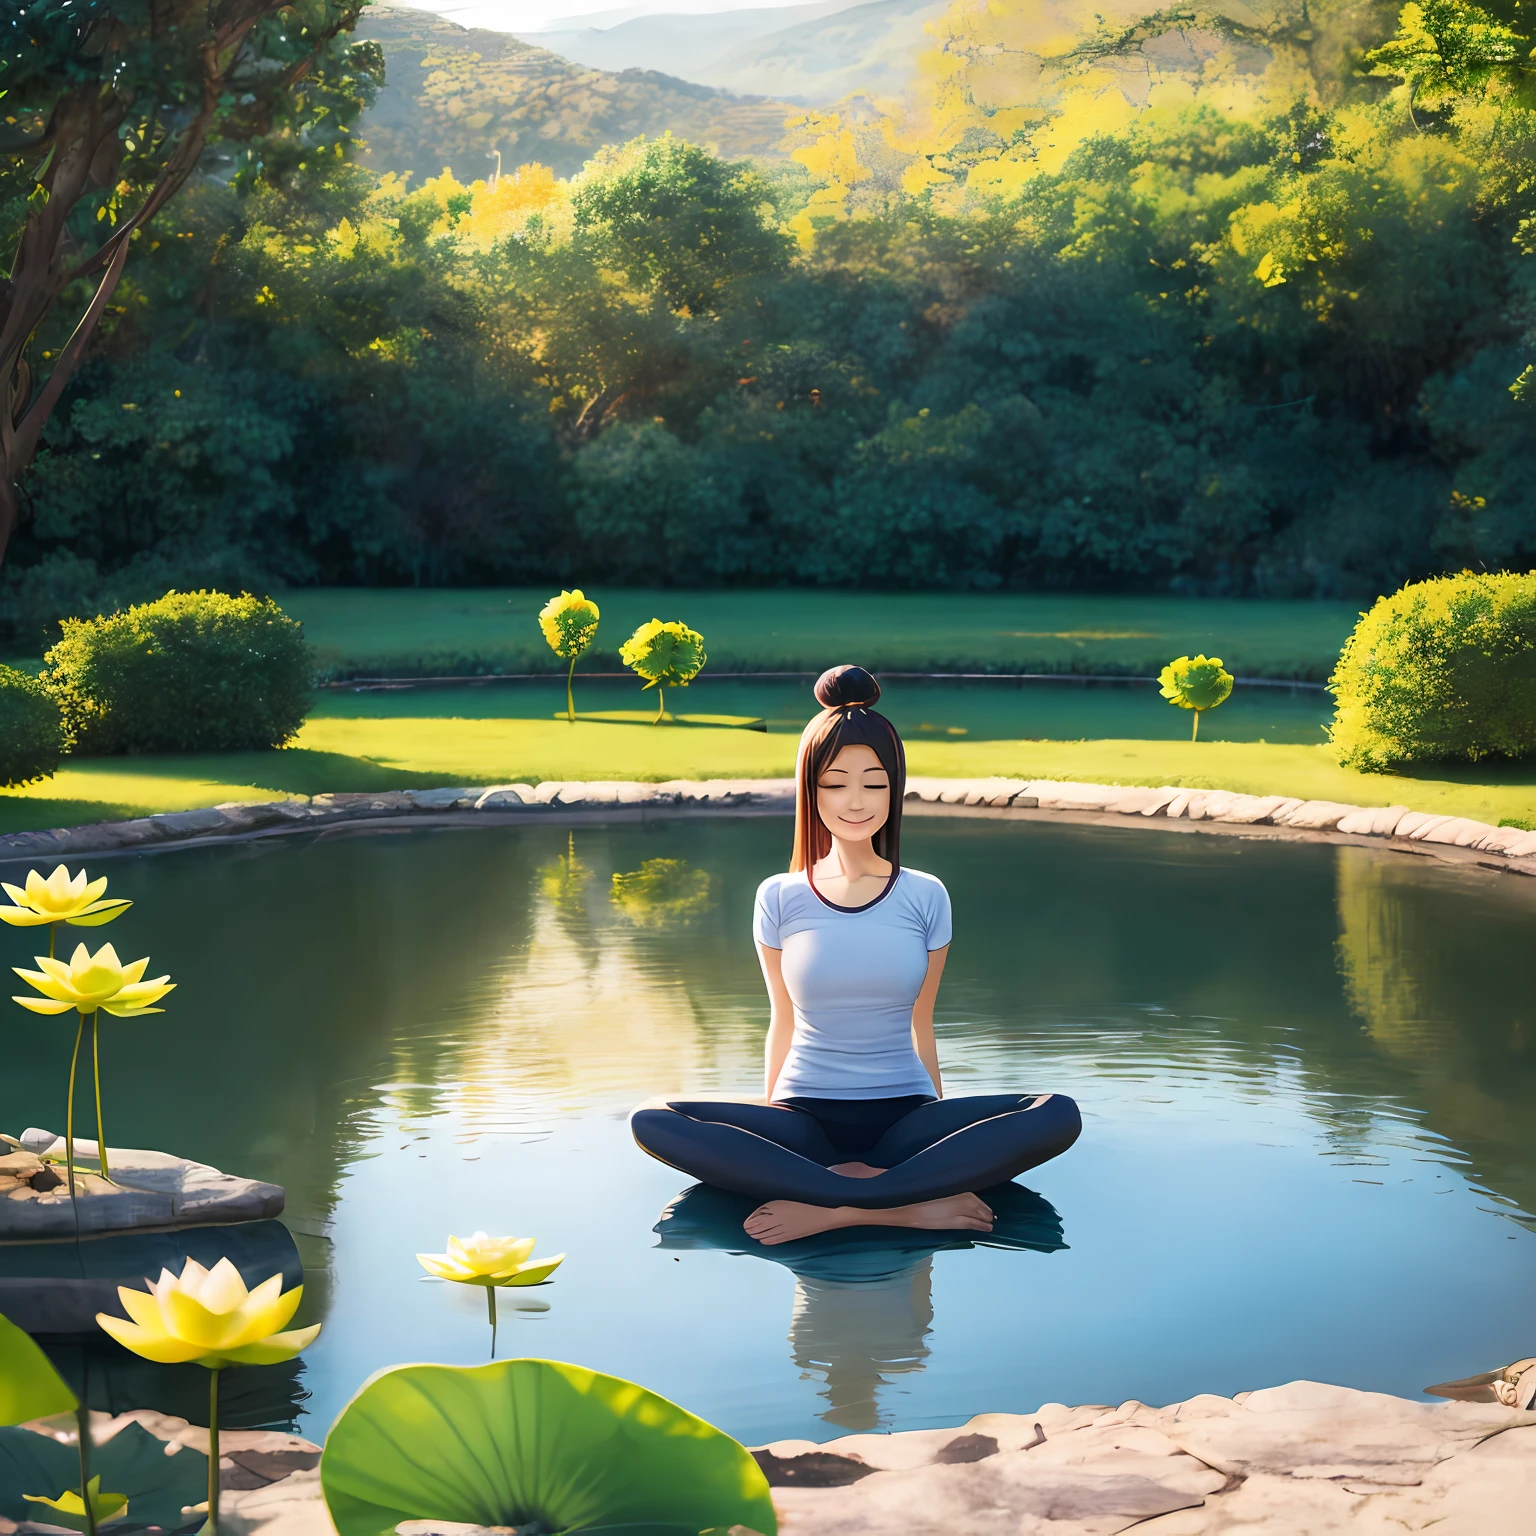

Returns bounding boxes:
[208,1367,221,1534]
[91,1011,110,1184]
[65,1014,84,1200]
[654,686,665,725]
[487,1284,498,1359]
[75,1403,97,1536]
[1192,710,1200,742]
[565,655,577,723]
[50,922,57,961]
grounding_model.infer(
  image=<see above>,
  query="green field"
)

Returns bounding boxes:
[276,588,1362,682]
[2,714,1530,838]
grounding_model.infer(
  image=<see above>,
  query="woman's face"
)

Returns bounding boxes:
[815,742,891,846]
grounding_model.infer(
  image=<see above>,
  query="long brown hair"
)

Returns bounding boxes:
[790,665,906,873]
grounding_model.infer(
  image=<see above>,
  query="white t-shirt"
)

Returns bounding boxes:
[754,867,952,1101]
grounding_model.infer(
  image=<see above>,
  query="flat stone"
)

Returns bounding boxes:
[475,784,538,808]
[1208,794,1295,825]
[0,1130,282,1238]
[1272,800,1358,831]
[149,806,237,837]
[1025,782,1116,812]
[309,791,418,815]
[1417,816,1501,848]
[1393,810,1451,840]
[407,787,482,810]
[1336,804,1411,837]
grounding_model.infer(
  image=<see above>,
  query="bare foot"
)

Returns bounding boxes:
[826,1161,885,1178]
[743,1192,995,1246]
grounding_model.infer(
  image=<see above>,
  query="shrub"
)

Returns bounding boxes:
[0,667,66,786]
[1328,572,1536,769]
[43,590,314,754]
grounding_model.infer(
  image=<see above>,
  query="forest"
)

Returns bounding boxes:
[4,0,1536,640]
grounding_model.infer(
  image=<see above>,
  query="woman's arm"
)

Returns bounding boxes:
[911,944,949,1097]
[757,942,795,1102]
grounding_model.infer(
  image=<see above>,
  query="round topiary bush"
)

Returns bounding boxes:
[42,590,314,754]
[1328,571,1536,770]
[0,666,67,786]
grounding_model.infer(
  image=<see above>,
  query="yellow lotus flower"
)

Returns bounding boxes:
[538,589,600,659]
[0,865,130,929]
[96,1257,320,1368]
[417,1232,565,1287]
[12,941,174,1017]
[23,1477,128,1527]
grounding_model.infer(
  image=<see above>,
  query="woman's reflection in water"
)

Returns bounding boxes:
[654,1182,1067,1432]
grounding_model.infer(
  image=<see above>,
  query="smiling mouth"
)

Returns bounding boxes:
[839,814,877,826]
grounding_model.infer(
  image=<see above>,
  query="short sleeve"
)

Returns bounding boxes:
[922,877,952,950]
[753,875,783,948]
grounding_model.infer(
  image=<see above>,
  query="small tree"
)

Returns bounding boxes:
[619,619,706,724]
[1159,655,1234,740]
[539,590,600,723]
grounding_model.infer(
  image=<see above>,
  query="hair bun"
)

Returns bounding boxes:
[814,664,881,710]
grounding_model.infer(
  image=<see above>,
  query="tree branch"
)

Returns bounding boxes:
[12,235,130,467]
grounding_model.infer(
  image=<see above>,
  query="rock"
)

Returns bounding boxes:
[27,1167,62,1192]
[407,787,482,811]
[148,806,240,838]
[1418,815,1502,848]
[1334,804,1408,836]
[1208,794,1296,825]
[475,785,538,809]
[1272,800,1359,831]
[0,1151,43,1177]
[0,1132,283,1238]
[1024,782,1116,813]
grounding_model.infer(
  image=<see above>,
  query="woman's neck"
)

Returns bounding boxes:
[817,837,892,880]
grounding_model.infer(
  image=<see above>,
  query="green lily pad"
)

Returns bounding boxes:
[0,1422,206,1531]
[321,1358,776,1536]
[0,1309,78,1425]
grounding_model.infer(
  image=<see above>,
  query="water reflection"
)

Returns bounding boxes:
[2,819,1533,1438]
[654,1182,1066,1430]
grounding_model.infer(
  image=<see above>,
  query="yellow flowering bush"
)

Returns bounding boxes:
[619,619,706,723]
[539,589,600,722]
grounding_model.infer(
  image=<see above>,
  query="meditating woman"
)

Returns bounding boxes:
[630,665,1081,1246]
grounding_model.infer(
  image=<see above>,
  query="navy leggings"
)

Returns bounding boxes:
[631,1093,1081,1209]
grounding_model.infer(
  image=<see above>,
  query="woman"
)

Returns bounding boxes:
[631,664,1080,1245]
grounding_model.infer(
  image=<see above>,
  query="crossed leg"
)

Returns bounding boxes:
[631,1094,1081,1246]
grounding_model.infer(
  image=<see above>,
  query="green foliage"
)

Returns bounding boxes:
[319,1358,777,1536]
[0,1422,205,1529]
[1158,654,1234,740]
[573,134,790,313]
[539,590,601,662]
[42,591,314,755]
[10,0,1536,615]
[1365,0,1531,105]
[0,667,66,788]
[0,1310,79,1425]
[1159,656,1235,712]
[1329,572,1536,768]
[620,620,708,692]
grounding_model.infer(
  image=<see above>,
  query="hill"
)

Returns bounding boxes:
[354,4,794,182]
[525,0,945,104]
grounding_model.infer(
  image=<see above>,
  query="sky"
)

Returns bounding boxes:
[394,0,823,32]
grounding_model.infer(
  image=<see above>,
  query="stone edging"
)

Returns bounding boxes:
[0,776,1532,875]
[60,1379,1534,1536]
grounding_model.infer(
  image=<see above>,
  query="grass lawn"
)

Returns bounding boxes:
[2,715,1530,838]
[272,588,1362,682]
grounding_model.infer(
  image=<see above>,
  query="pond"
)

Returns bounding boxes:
[2,815,1532,1446]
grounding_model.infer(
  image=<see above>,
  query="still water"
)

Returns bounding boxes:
[2,816,1532,1443]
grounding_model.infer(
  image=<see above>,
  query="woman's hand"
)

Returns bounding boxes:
[911,944,949,1097]
[758,942,794,1101]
